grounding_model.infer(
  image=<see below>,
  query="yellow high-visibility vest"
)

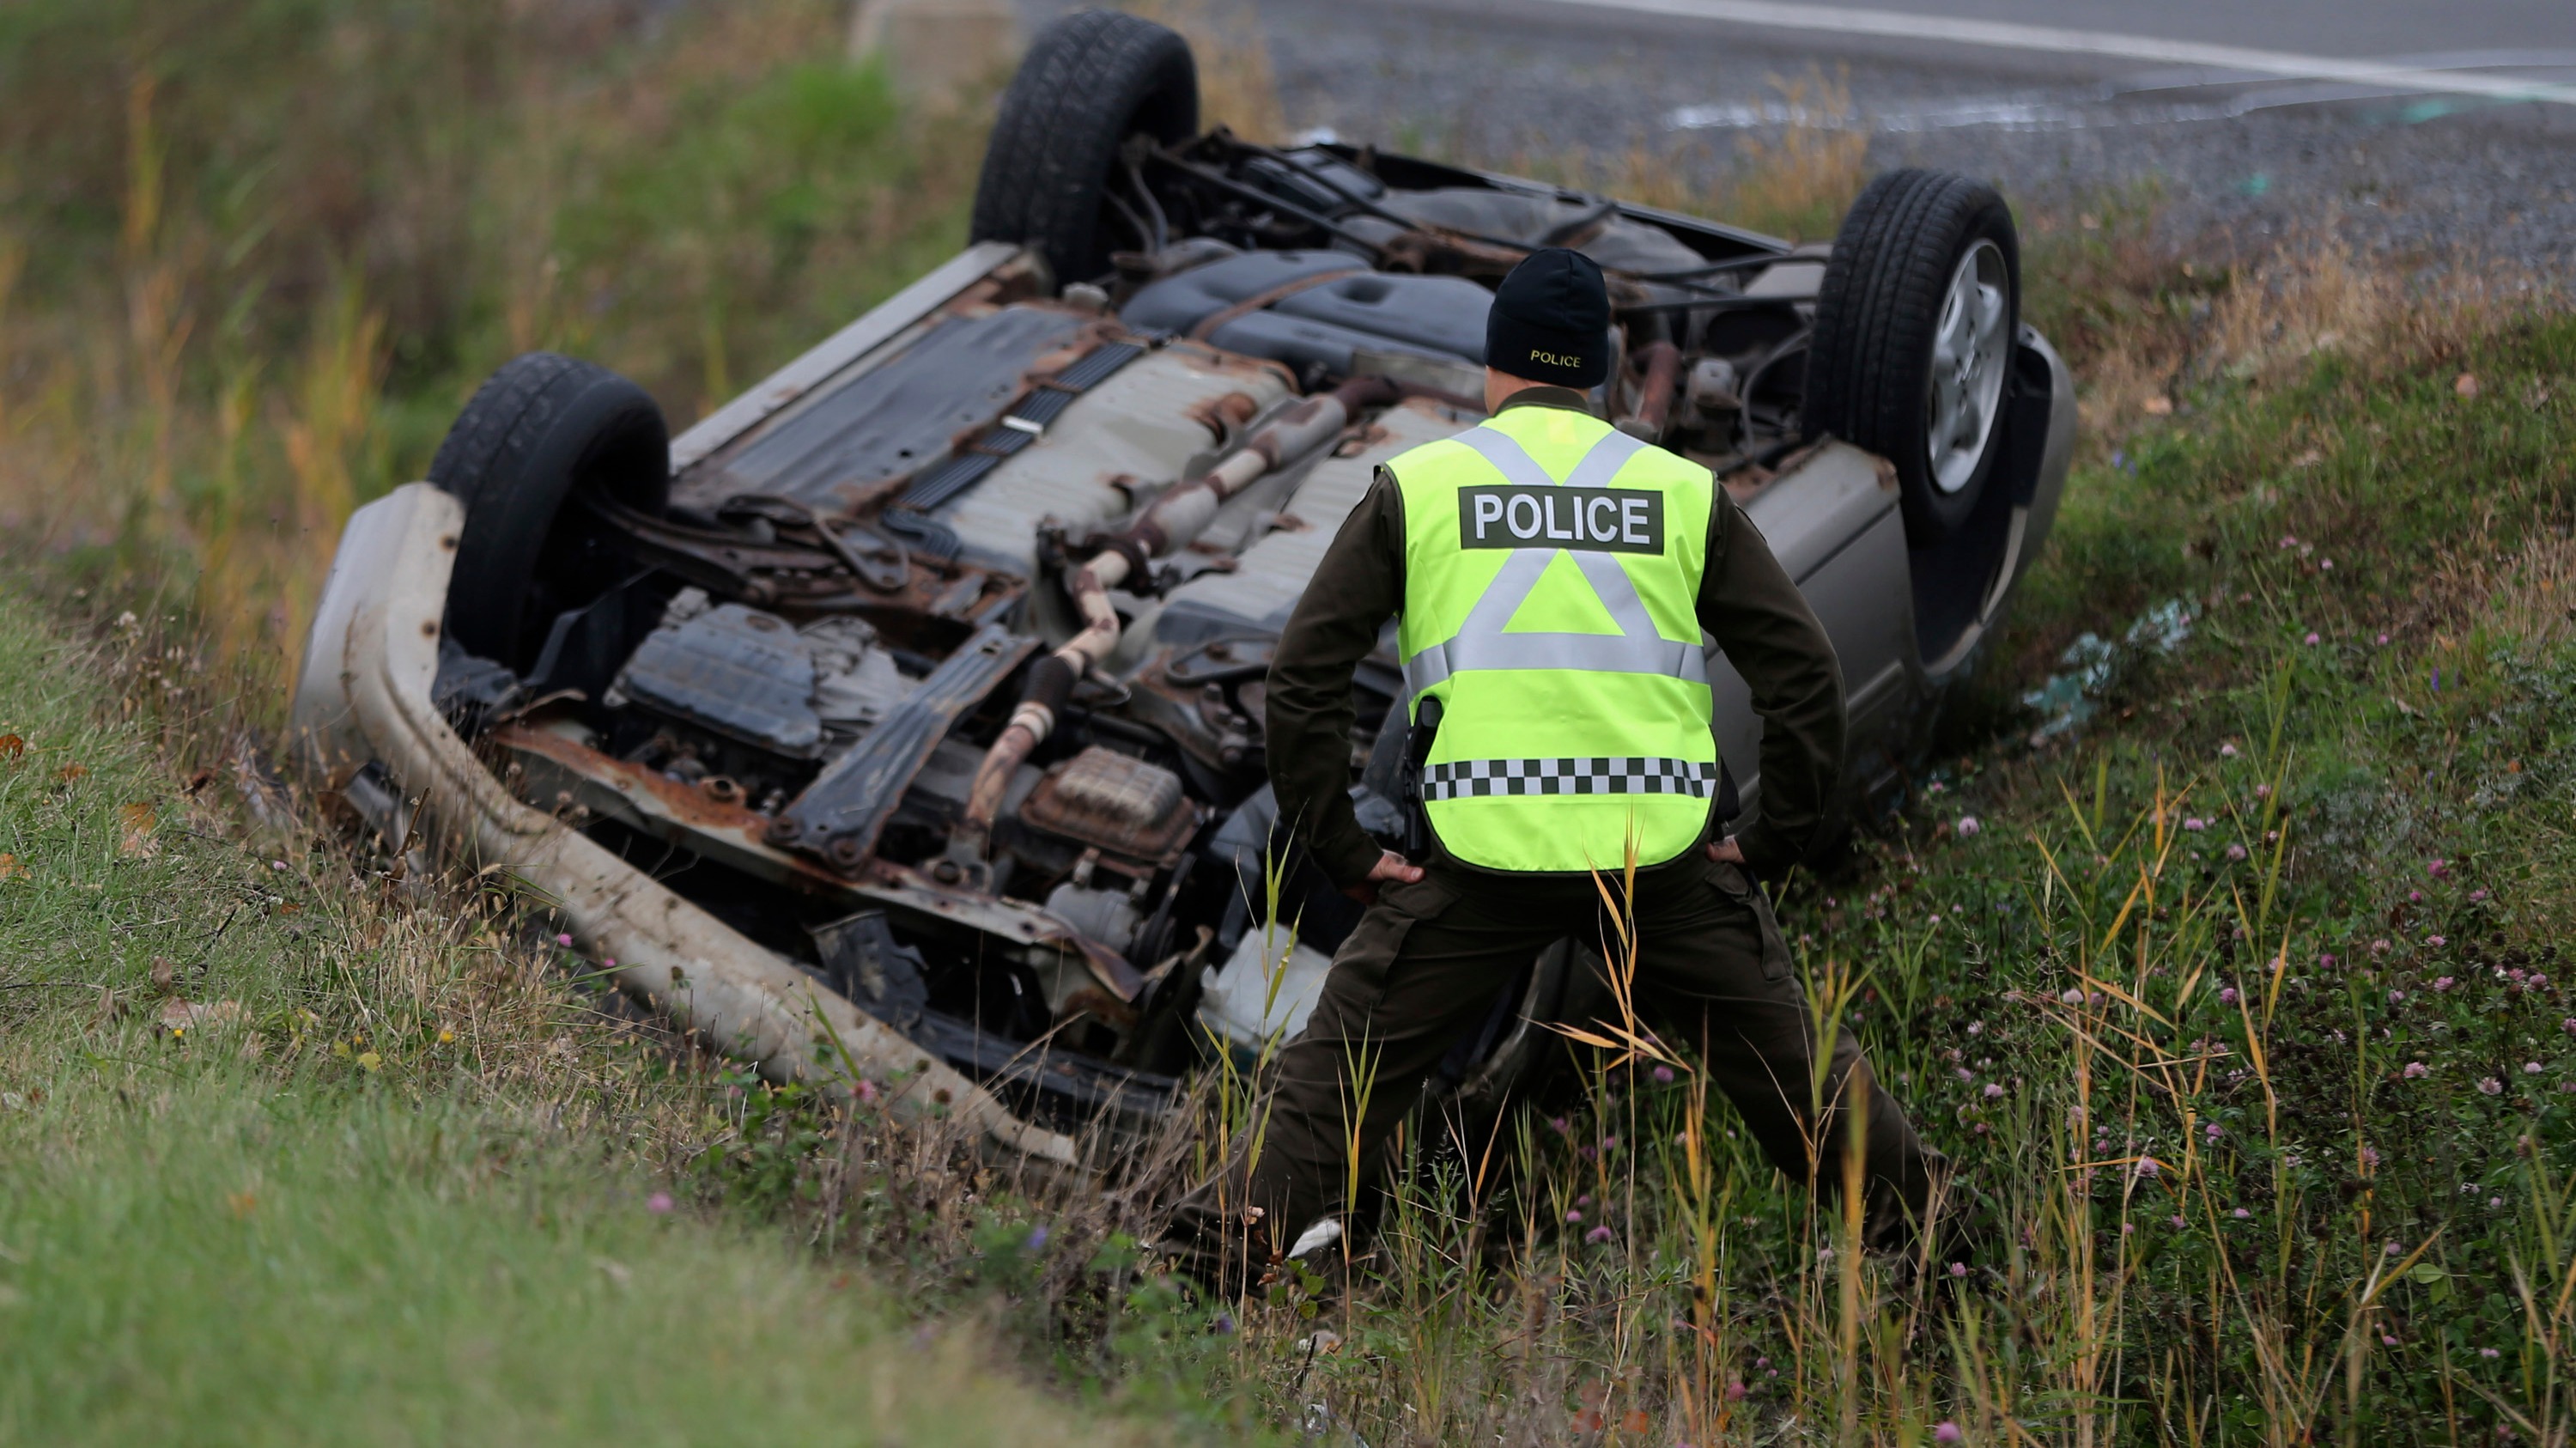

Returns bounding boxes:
[1388,404,1718,873]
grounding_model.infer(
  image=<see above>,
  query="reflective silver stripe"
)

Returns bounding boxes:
[1448,425,1563,490]
[1402,425,1706,695]
[1406,631,1704,695]
[1457,545,1552,636]
[1450,423,1648,493]
[1560,429,1647,490]
[1571,550,1650,630]
[1470,632,1692,674]
[1403,645,1451,696]
[1422,756,1719,801]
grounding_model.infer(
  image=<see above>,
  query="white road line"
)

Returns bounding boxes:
[1526,0,2576,107]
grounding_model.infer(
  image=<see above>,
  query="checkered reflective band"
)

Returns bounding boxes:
[1421,756,1721,801]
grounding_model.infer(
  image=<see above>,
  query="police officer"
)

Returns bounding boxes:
[1171,247,1943,1268]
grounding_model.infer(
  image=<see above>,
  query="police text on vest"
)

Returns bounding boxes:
[1457,485,1664,556]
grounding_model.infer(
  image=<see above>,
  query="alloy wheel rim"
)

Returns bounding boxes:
[1925,239,2010,496]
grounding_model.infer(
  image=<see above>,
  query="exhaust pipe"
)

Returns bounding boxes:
[953,376,1400,858]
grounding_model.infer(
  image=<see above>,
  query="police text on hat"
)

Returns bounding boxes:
[1485,247,1612,389]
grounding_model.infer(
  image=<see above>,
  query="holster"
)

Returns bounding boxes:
[1397,696,1443,860]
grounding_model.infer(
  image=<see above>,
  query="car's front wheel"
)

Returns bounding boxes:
[1804,169,2021,547]
[427,352,668,669]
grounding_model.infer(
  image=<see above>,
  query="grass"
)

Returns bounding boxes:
[0,599,1173,1445]
[8,0,2576,1440]
[0,1090,1121,1445]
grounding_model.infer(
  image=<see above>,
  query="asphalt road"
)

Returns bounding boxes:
[1508,0,2576,62]
[1027,0,2576,273]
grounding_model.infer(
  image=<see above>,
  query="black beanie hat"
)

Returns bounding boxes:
[1485,247,1612,388]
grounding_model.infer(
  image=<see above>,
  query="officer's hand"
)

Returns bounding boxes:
[1705,837,1747,865]
[1342,849,1425,905]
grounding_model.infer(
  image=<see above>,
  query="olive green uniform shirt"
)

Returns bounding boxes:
[1264,386,1847,887]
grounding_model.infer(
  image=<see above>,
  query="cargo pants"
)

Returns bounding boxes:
[1171,847,1944,1261]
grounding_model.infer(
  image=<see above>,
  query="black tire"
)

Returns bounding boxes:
[1427,939,1601,1147]
[969,10,1198,287]
[1804,169,2020,545]
[427,352,668,669]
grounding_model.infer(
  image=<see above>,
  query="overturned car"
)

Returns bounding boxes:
[291,11,2071,1156]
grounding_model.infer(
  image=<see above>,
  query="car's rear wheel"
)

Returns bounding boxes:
[1804,168,2020,546]
[427,352,668,668]
[969,10,1199,287]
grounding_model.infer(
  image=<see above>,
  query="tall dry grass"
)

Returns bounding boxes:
[2021,199,2551,455]
[2483,531,2576,650]
[1122,0,1288,143]
[1715,72,1873,242]
[744,648,2576,1443]
[1512,70,1870,245]
[0,0,984,685]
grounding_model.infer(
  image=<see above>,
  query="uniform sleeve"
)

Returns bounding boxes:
[1698,500,1845,875]
[1264,470,1407,890]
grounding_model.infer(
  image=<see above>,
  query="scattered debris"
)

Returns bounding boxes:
[1301,1400,1371,1447]
[2023,599,2193,742]
[155,998,246,1037]
[229,737,294,832]
[118,801,158,859]
[1288,1217,1344,1260]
